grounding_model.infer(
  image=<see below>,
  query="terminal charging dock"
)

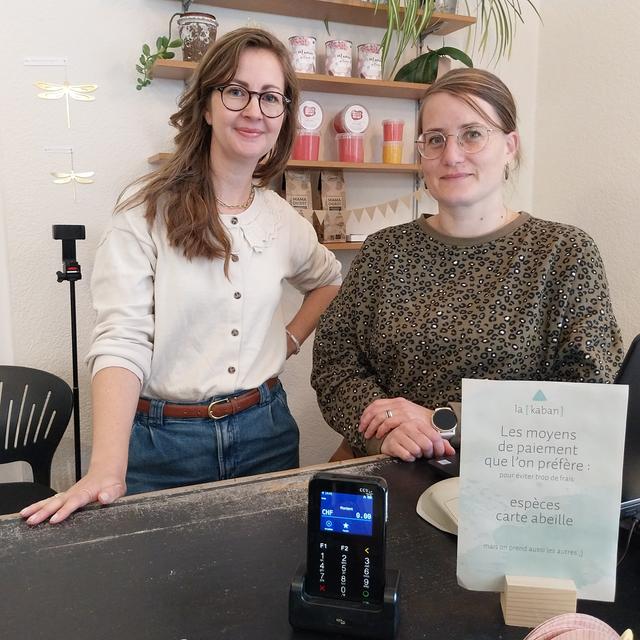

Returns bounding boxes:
[289,563,400,639]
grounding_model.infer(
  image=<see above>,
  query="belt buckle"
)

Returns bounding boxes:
[208,397,231,420]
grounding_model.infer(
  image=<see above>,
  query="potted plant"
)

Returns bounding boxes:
[135,0,218,90]
[136,35,183,91]
[394,45,473,84]
[375,0,435,79]
[373,0,540,79]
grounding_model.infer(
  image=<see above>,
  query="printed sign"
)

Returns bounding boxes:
[457,379,628,601]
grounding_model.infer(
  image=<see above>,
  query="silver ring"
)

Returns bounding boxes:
[385,409,393,419]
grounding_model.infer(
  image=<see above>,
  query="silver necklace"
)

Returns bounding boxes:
[215,184,256,210]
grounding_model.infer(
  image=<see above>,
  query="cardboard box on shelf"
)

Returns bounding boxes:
[320,170,346,211]
[300,209,346,243]
[284,170,312,211]
[323,210,347,242]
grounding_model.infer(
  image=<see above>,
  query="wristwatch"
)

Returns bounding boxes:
[431,406,457,440]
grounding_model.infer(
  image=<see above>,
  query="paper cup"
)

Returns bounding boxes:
[333,104,370,134]
[325,40,353,77]
[382,119,404,142]
[297,100,323,131]
[337,133,364,163]
[382,141,403,164]
[292,131,320,161]
[357,43,382,80]
[289,35,316,73]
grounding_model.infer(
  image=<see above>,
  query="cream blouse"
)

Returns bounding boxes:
[87,188,342,401]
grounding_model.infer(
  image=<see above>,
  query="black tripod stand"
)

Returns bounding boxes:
[53,224,86,482]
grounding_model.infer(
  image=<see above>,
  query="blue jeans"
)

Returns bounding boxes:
[126,380,299,495]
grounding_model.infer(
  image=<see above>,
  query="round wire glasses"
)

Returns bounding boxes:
[415,125,498,160]
[214,84,291,118]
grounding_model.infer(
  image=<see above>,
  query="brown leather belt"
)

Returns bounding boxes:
[136,377,279,420]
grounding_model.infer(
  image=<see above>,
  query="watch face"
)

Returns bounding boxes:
[432,407,457,433]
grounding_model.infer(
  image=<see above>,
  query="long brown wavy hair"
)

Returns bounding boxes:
[117,28,299,272]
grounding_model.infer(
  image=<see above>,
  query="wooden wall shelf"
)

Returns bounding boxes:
[148,153,173,165]
[144,2,473,237]
[151,59,195,81]
[198,0,475,34]
[148,153,419,173]
[296,73,428,99]
[152,62,430,100]
[322,242,363,251]
[288,160,420,173]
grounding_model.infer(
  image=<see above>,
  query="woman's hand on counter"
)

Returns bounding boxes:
[20,470,126,525]
[359,397,455,461]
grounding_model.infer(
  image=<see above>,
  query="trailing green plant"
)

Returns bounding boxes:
[394,46,472,84]
[136,35,183,90]
[135,1,193,90]
[374,0,435,79]
[373,0,540,79]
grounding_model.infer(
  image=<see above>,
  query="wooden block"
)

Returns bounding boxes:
[501,575,577,628]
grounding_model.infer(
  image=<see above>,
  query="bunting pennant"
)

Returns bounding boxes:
[339,190,423,222]
[400,194,412,209]
[300,210,314,225]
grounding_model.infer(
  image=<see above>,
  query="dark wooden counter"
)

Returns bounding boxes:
[1,457,638,639]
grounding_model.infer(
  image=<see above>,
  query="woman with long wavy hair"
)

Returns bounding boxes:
[23,27,341,525]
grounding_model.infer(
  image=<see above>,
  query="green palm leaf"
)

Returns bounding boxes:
[394,47,473,84]
[380,0,540,82]
[464,0,541,62]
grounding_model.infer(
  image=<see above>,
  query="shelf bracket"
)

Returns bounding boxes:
[422,19,446,37]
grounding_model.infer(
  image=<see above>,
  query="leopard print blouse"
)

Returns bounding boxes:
[311,213,624,455]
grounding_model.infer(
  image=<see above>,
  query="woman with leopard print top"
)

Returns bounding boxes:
[311,69,623,462]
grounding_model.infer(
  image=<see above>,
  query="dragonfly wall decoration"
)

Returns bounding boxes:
[49,148,95,203]
[35,81,98,128]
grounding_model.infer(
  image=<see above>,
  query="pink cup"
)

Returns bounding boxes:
[336,133,364,163]
[292,131,320,161]
[383,119,404,142]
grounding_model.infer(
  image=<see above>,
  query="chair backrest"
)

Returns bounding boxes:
[0,366,73,486]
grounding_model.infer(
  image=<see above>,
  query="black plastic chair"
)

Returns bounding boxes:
[0,365,73,515]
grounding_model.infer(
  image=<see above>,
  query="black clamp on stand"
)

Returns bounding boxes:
[52,224,86,482]
[289,563,400,639]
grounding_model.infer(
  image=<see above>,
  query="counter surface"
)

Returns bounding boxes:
[1,457,638,639]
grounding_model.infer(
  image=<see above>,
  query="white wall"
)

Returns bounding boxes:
[0,193,13,363]
[533,0,640,348]
[2,1,184,489]
[0,151,23,482]
[1,1,541,487]
[434,6,540,214]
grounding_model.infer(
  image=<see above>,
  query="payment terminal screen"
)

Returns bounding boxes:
[319,490,373,536]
